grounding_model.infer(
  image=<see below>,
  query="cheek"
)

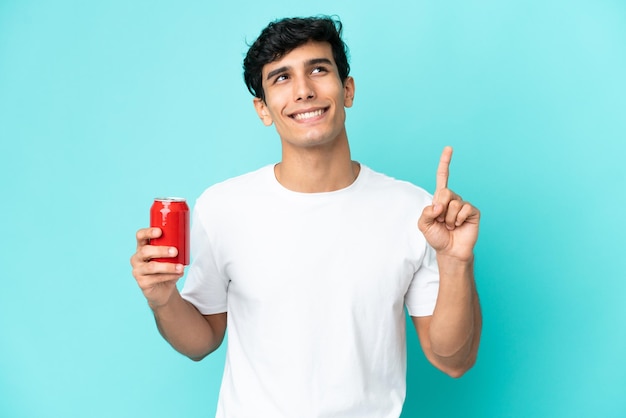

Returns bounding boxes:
[266,94,287,117]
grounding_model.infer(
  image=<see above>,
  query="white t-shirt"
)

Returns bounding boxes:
[181,164,440,418]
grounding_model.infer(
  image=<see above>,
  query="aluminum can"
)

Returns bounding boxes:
[149,197,190,265]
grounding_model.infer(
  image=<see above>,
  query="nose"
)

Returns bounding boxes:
[294,77,315,102]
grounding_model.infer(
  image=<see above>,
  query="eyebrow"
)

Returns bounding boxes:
[266,58,333,81]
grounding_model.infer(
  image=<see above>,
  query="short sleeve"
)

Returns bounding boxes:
[180,204,229,315]
[404,240,439,317]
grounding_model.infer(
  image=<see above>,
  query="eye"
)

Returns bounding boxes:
[311,66,328,75]
[273,74,288,84]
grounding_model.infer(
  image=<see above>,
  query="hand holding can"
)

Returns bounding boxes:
[149,197,190,265]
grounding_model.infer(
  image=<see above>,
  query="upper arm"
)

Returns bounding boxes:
[411,300,482,378]
[202,312,228,348]
[411,315,469,378]
[411,316,469,378]
[412,315,436,362]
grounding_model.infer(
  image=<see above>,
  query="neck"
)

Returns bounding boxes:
[275,137,359,193]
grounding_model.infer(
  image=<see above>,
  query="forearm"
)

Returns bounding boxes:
[428,255,481,373]
[151,292,226,361]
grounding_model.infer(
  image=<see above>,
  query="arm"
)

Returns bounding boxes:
[415,146,482,377]
[412,257,481,377]
[131,227,227,361]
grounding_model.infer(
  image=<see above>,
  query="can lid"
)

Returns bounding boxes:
[154,197,186,202]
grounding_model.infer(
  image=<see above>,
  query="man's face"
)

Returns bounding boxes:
[253,41,355,152]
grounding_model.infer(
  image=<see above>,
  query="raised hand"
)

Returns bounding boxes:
[418,146,480,262]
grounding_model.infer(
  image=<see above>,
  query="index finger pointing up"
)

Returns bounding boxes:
[436,146,453,191]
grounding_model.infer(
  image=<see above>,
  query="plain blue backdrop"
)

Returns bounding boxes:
[1,0,625,417]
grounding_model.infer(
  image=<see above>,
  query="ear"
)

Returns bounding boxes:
[343,76,355,108]
[253,97,273,126]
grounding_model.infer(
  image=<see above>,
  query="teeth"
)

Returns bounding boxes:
[293,109,324,120]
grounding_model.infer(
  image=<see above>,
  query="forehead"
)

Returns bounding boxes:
[262,41,336,76]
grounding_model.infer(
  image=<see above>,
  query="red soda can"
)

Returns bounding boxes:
[149,197,190,265]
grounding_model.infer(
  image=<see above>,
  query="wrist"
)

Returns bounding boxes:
[436,253,474,276]
[147,288,180,313]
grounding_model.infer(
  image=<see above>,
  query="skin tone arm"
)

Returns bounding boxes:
[415,146,482,378]
[130,227,227,361]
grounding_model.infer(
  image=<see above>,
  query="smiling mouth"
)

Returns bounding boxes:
[290,108,328,121]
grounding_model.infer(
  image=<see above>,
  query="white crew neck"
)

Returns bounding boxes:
[266,163,368,197]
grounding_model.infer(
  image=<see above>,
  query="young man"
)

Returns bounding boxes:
[131,16,481,418]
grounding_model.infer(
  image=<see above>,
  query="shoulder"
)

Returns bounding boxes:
[359,165,433,208]
[193,165,274,212]
[198,165,272,198]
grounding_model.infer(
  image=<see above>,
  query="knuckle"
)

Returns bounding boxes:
[140,245,157,260]
[131,266,142,281]
[448,200,461,211]
[136,228,150,241]
[145,261,158,274]
[132,269,149,289]
[444,190,458,202]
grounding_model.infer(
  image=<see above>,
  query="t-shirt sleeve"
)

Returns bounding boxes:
[180,204,228,315]
[404,238,440,317]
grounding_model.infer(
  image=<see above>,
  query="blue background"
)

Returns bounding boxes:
[1,0,625,417]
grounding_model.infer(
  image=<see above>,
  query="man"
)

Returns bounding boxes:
[131,16,481,418]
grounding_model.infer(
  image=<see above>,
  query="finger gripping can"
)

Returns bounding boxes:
[150,197,190,265]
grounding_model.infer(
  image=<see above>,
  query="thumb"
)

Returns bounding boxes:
[418,203,444,232]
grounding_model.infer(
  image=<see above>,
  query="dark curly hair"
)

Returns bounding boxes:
[243,16,350,101]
